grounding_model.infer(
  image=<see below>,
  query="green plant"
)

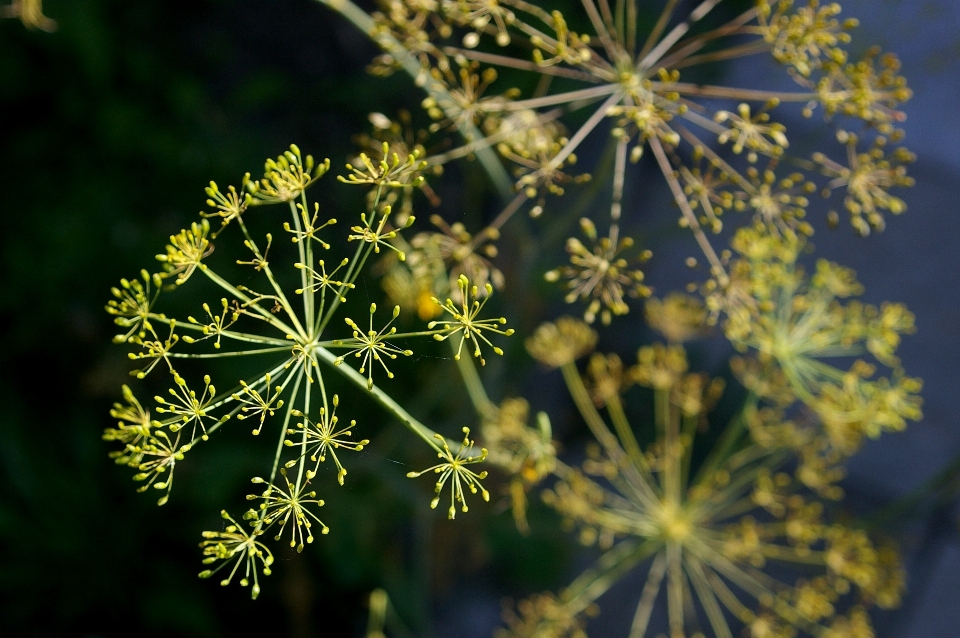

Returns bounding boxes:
[101,0,924,635]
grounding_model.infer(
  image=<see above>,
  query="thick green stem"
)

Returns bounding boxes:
[561,361,623,454]
[656,388,681,505]
[454,347,496,420]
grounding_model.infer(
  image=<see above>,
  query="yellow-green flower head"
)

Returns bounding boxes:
[443,0,517,48]
[645,293,708,343]
[201,177,252,235]
[733,166,817,235]
[131,428,191,506]
[248,144,329,204]
[814,130,915,235]
[545,218,651,325]
[630,342,689,391]
[334,303,413,390]
[758,0,857,76]
[529,10,592,67]
[339,141,428,189]
[106,270,163,343]
[285,395,369,485]
[585,352,629,408]
[103,384,155,467]
[406,427,490,519]
[488,109,566,160]
[421,60,518,136]
[156,220,214,285]
[246,469,328,552]
[813,49,912,128]
[429,274,514,366]
[718,224,922,455]
[525,316,597,368]
[671,372,725,419]
[537,363,904,638]
[715,101,789,161]
[198,510,273,599]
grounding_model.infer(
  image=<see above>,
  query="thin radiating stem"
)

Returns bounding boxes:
[638,0,724,71]
[314,345,445,452]
[648,136,727,284]
[628,551,667,638]
[638,0,680,62]
[312,0,513,198]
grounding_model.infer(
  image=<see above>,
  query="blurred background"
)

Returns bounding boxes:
[1,0,958,636]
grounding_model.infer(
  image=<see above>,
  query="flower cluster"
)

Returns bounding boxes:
[709,224,922,457]
[105,144,513,597]
[524,331,905,638]
[362,0,914,321]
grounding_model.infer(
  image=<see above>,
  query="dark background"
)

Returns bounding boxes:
[1,1,958,637]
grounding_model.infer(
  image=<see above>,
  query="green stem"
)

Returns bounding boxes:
[315,184,382,338]
[295,362,313,490]
[199,265,300,338]
[314,346,445,453]
[235,215,307,338]
[562,538,662,614]
[148,314,292,346]
[311,0,513,199]
[297,194,316,335]
[315,237,369,337]
[454,345,496,420]
[656,388,681,504]
[691,391,756,488]
[561,361,660,508]
[561,361,623,454]
[680,412,699,492]
[604,392,651,479]
[167,346,290,359]
[252,363,305,532]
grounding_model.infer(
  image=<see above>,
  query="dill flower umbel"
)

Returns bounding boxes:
[105,144,513,597]
[645,293,708,344]
[429,274,515,365]
[710,224,922,456]
[545,218,652,325]
[504,339,904,638]
[406,427,491,519]
[525,317,597,369]
[355,0,915,322]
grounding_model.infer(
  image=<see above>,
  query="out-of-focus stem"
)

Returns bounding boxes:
[312,0,513,199]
